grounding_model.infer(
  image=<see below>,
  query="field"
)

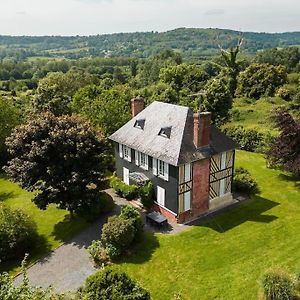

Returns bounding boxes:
[224,97,289,134]
[0,174,89,274]
[115,150,300,300]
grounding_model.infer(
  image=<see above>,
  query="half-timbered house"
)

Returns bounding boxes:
[109,97,239,223]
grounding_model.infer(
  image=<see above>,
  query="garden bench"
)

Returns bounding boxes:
[146,211,168,228]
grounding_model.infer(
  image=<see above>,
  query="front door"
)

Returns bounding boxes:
[123,167,129,185]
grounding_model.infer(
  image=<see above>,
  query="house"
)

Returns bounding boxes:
[109,97,239,223]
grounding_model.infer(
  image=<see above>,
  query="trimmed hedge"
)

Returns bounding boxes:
[110,174,139,200]
[120,206,144,241]
[233,167,259,195]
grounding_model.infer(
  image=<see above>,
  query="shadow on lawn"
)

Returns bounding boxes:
[277,173,300,190]
[51,192,120,249]
[0,234,50,273]
[0,191,15,202]
[196,196,279,233]
[118,232,159,265]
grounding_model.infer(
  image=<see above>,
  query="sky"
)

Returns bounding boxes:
[1,0,300,36]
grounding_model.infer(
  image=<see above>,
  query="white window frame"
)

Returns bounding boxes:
[184,163,191,182]
[153,159,169,181]
[183,191,191,211]
[135,150,149,170]
[157,186,165,207]
[123,167,129,185]
[122,145,131,162]
[221,152,227,170]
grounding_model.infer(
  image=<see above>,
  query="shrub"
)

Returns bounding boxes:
[110,174,139,200]
[77,192,114,222]
[275,87,292,101]
[79,268,151,300]
[233,167,259,195]
[101,216,135,256]
[106,243,122,260]
[261,269,294,300]
[139,181,155,208]
[87,240,110,267]
[223,125,265,152]
[120,206,143,241]
[0,204,37,262]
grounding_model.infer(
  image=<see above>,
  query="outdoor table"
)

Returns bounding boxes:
[146,211,168,228]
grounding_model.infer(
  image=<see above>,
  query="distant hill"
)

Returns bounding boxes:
[1,28,300,60]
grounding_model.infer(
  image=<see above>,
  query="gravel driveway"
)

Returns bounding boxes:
[14,190,128,292]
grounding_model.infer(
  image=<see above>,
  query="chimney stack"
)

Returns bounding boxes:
[131,96,145,118]
[193,111,211,148]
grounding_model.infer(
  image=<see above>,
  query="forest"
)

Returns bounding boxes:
[2,27,300,60]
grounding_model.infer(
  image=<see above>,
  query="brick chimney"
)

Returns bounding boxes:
[131,96,145,117]
[193,111,211,148]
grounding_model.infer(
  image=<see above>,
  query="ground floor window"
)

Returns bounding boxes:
[178,190,191,213]
[157,186,165,207]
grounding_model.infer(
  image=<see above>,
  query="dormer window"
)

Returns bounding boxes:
[134,119,145,130]
[158,127,172,138]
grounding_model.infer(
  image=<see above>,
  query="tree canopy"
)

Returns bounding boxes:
[4,113,107,215]
[267,109,300,177]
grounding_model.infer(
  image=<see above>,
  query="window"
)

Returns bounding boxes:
[119,144,131,162]
[157,186,165,206]
[153,158,169,181]
[134,119,145,130]
[158,160,165,177]
[184,191,191,211]
[184,163,191,182]
[221,152,227,170]
[135,150,149,170]
[158,127,172,138]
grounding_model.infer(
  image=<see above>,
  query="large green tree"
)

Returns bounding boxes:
[159,63,209,93]
[72,84,132,136]
[33,69,98,116]
[4,113,107,215]
[202,77,233,125]
[236,63,287,99]
[0,97,21,165]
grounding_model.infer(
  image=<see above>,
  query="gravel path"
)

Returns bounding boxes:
[14,190,129,292]
[14,189,190,292]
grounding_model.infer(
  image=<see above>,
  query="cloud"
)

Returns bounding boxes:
[204,9,225,16]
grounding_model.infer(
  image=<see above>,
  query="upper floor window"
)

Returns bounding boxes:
[134,119,145,130]
[135,150,149,170]
[153,158,169,181]
[119,143,131,162]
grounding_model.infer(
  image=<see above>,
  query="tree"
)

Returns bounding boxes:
[218,40,244,96]
[33,69,98,116]
[267,109,300,177]
[202,77,232,124]
[159,63,209,93]
[72,84,132,136]
[4,113,107,216]
[0,97,21,165]
[236,63,287,99]
[79,268,151,300]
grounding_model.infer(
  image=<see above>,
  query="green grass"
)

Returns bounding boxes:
[0,174,89,274]
[225,97,289,134]
[115,151,300,300]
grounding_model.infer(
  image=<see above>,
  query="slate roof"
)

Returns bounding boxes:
[109,101,239,166]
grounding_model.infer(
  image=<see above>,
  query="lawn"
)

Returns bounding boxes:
[224,97,289,134]
[116,150,300,300]
[0,173,89,274]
